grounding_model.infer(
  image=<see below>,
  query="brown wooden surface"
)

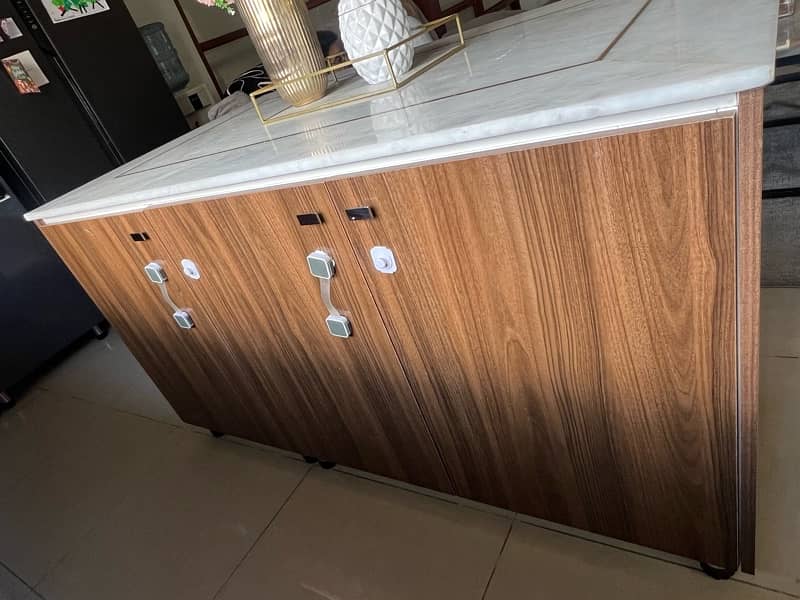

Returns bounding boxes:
[737,88,763,575]
[39,215,280,443]
[140,189,453,493]
[198,28,249,53]
[326,119,739,567]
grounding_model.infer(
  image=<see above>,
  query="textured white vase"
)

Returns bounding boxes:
[338,0,415,85]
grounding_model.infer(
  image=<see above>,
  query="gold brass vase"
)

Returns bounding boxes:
[236,0,328,107]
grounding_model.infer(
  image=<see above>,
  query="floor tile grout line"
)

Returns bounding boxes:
[31,383,185,433]
[332,466,799,598]
[210,464,313,600]
[514,518,800,598]
[29,348,799,598]
[31,427,187,592]
[728,579,800,599]
[63,392,185,431]
[333,467,464,507]
[20,391,798,599]
[480,517,515,600]
[331,466,514,520]
[36,385,310,466]
[517,518,698,567]
[0,558,46,600]
[204,431,308,464]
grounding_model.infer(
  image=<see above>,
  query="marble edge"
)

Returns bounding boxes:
[27,91,743,225]
[24,0,778,225]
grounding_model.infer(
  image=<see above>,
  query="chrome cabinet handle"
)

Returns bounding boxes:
[0,194,11,203]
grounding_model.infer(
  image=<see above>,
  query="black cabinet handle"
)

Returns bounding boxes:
[297,213,323,226]
[345,207,374,221]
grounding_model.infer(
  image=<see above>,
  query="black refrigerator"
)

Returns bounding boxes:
[0,0,190,200]
[0,0,190,403]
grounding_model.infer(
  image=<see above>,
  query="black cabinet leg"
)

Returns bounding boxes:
[210,430,224,438]
[319,461,336,470]
[303,456,318,464]
[699,562,736,580]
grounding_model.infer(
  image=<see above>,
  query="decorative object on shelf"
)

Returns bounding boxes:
[249,14,464,126]
[338,0,414,85]
[197,0,327,106]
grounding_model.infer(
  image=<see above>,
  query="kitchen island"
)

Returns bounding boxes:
[26,0,778,577]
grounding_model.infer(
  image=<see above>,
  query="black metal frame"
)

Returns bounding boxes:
[771,52,800,87]
[764,116,800,128]
[763,187,800,199]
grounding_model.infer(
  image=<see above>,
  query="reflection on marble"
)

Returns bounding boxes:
[26,0,778,224]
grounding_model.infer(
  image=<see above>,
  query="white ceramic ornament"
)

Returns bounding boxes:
[338,0,415,85]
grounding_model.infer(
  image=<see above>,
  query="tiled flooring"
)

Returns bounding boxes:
[0,289,797,599]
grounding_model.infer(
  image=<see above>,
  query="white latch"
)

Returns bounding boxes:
[370,246,397,274]
[181,258,201,280]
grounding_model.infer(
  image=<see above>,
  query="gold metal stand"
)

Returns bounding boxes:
[249,14,466,126]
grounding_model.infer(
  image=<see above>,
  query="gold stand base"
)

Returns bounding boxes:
[249,14,466,126]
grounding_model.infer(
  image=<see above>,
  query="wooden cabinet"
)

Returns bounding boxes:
[44,187,453,494]
[40,214,271,441]
[325,119,738,567]
[40,116,756,572]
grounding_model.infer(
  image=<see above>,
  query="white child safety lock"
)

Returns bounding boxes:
[370,246,397,274]
[181,258,201,280]
[143,262,195,330]
[306,250,351,338]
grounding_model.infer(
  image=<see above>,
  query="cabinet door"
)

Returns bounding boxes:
[326,120,738,567]
[139,186,453,493]
[41,214,292,446]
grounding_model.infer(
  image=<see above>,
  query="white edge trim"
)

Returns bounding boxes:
[31,94,738,225]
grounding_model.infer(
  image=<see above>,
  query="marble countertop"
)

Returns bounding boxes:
[26,0,779,224]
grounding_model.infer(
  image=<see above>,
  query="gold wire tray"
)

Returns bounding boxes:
[249,14,465,126]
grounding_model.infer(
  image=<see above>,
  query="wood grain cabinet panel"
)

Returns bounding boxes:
[40,215,279,443]
[138,188,453,493]
[325,119,738,567]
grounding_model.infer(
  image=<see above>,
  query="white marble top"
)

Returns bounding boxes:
[26,0,779,224]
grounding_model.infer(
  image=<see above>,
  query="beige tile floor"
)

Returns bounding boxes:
[0,288,797,600]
